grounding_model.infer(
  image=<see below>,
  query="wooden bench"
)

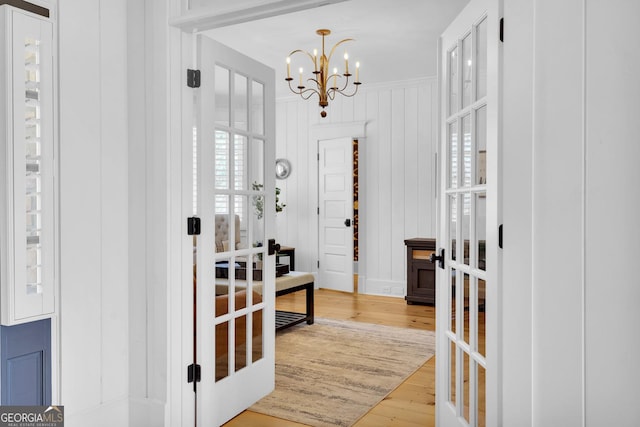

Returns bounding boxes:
[275,271,315,331]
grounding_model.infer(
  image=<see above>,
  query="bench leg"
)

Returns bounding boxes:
[306,282,314,325]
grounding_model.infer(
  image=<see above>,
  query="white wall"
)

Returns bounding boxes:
[503,0,640,425]
[58,0,129,424]
[275,78,438,296]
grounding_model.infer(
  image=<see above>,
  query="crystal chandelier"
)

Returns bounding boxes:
[285,29,361,118]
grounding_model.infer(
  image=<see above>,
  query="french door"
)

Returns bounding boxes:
[436,0,500,426]
[194,35,276,426]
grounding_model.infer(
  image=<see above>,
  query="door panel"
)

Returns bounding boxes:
[195,35,275,426]
[437,0,499,426]
[318,138,353,293]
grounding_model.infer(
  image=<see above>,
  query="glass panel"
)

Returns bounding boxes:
[252,80,265,135]
[462,32,472,108]
[450,339,457,405]
[478,363,486,427]
[215,321,229,382]
[450,268,457,334]
[25,37,42,296]
[250,138,265,189]
[476,193,487,271]
[478,278,486,357]
[235,315,248,372]
[215,65,230,127]
[464,273,470,345]
[251,186,265,248]
[252,309,264,363]
[449,195,457,262]
[476,18,488,100]
[462,114,471,187]
[448,47,458,115]
[214,257,230,318]
[215,131,230,190]
[476,105,487,185]
[448,121,458,189]
[234,73,248,131]
[463,351,470,423]
[234,134,248,191]
[462,194,470,266]
[235,195,249,250]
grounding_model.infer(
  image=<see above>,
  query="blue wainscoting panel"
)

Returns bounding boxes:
[1,319,51,405]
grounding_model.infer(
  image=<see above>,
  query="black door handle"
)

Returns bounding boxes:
[268,239,281,256]
[344,218,351,227]
[429,248,445,269]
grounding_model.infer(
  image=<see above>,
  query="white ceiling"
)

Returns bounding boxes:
[204,0,469,98]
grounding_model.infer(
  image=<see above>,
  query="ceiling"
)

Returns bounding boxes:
[204,0,469,98]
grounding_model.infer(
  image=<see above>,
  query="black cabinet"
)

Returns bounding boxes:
[405,238,436,305]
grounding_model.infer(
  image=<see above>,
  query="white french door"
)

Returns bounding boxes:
[194,35,276,426]
[436,0,500,426]
[318,137,354,293]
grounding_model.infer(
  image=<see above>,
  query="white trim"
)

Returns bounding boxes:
[169,0,349,32]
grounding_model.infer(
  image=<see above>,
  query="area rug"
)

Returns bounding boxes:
[249,318,435,427]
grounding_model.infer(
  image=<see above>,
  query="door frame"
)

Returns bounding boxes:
[308,122,366,290]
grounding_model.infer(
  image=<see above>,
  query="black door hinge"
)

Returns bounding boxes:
[188,217,201,235]
[187,363,201,383]
[187,69,201,88]
[499,18,504,42]
[499,224,503,249]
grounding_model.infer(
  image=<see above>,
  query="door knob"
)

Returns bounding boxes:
[344,218,351,227]
[429,248,445,269]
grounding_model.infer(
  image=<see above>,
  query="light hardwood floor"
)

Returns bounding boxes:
[223,289,437,427]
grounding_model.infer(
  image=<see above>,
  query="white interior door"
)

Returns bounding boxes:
[318,137,354,293]
[437,0,500,426]
[195,35,276,426]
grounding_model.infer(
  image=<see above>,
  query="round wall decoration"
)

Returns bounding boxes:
[275,158,292,179]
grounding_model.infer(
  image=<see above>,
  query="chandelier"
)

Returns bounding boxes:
[285,29,361,117]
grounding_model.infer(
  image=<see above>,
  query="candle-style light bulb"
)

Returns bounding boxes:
[299,67,304,87]
[333,67,338,88]
[286,57,291,79]
[344,52,349,75]
[355,61,360,82]
[313,49,318,72]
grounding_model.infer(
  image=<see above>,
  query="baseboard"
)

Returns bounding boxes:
[64,397,128,427]
[362,279,406,297]
[130,397,166,427]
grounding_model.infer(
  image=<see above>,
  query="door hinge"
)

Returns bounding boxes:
[499,224,503,249]
[187,69,201,88]
[187,217,201,235]
[499,18,504,42]
[317,207,320,215]
[317,153,320,161]
[187,363,201,383]
[317,260,320,268]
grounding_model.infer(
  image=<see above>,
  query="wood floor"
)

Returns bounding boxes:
[223,289,437,427]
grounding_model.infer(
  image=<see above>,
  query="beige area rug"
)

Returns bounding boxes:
[250,318,435,427]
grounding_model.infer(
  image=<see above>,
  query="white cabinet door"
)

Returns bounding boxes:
[0,6,55,326]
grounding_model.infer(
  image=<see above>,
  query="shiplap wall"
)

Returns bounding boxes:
[59,0,129,424]
[275,78,437,296]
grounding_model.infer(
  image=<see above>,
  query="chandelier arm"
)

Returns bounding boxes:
[336,83,360,98]
[336,73,351,92]
[289,49,315,64]
[327,38,354,64]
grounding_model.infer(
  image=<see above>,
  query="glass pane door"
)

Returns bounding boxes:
[438,2,496,425]
[195,34,276,426]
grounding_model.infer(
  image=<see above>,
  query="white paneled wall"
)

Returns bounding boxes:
[59,0,129,424]
[275,78,437,296]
